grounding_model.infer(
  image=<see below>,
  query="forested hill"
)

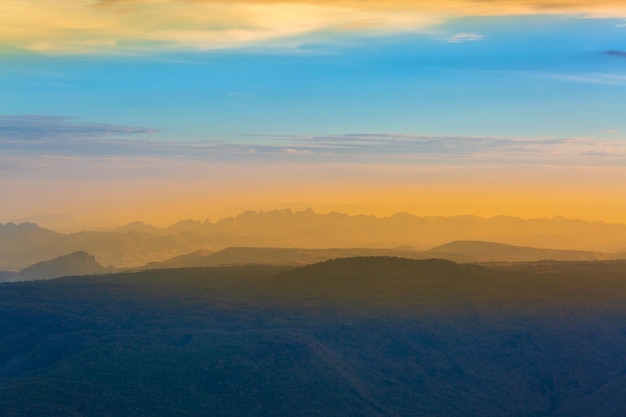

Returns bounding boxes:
[1,257,626,417]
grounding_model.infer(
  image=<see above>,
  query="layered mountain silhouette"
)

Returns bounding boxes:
[0,222,207,269]
[2,239,623,283]
[143,247,422,269]
[142,241,613,270]
[3,209,626,269]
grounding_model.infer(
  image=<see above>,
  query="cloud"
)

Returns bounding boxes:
[604,50,626,58]
[0,115,156,141]
[0,1,442,54]
[2,0,626,54]
[279,148,311,155]
[258,133,626,166]
[545,72,626,85]
[93,0,626,16]
[3,116,626,167]
[0,115,626,165]
[446,33,484,43]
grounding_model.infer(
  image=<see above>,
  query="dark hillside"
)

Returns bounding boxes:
[258,257,493,307]
[1,258,626,417]
[258,257,626,311]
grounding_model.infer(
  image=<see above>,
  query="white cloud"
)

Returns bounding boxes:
[446,32,484,43]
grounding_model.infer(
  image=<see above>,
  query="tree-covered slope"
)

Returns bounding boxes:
[1,258,626,417]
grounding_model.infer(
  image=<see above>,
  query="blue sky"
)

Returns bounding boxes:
[2,15,625,142]
[1,5,626,224]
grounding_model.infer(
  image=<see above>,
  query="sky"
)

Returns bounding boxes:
[1,0,626,226]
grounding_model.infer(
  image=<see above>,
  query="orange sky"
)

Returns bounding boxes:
[3,159,626,226]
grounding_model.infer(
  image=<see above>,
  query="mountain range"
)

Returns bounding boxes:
[2,209,626,270]
[2,239,622,283]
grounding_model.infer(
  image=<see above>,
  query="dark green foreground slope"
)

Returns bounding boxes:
[1,257,626,417]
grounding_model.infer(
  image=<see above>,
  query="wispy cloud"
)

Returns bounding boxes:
[446,33,484,43]
[3,116,625,167]
[604,49,626,58]
[0,115,156,141]
[0,1,441,54]
[92,0,626,17]
[542,72,626,85]
[271,133,626,165]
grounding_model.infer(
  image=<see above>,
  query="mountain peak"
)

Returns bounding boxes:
[18,251,111,281]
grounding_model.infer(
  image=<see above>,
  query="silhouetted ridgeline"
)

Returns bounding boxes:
[2,240,624,283]
[3,209,626,268]
[426,240,602,262]
[1,257,626,416]
[143,247,423,269]
[0,251,116,283]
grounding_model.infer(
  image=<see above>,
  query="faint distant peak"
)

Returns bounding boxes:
[114,221,162,234]
[1,221,40,229]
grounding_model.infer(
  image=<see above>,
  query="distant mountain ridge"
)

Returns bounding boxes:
[143,249,215,269]
[0,222,207,269]
[143,247,424,269]
[426,240,604,262]
[19,251,112,281]
[3,209,626,269]
[141,241,616,270]
[0,251,114,282]
[3,240,617,283]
